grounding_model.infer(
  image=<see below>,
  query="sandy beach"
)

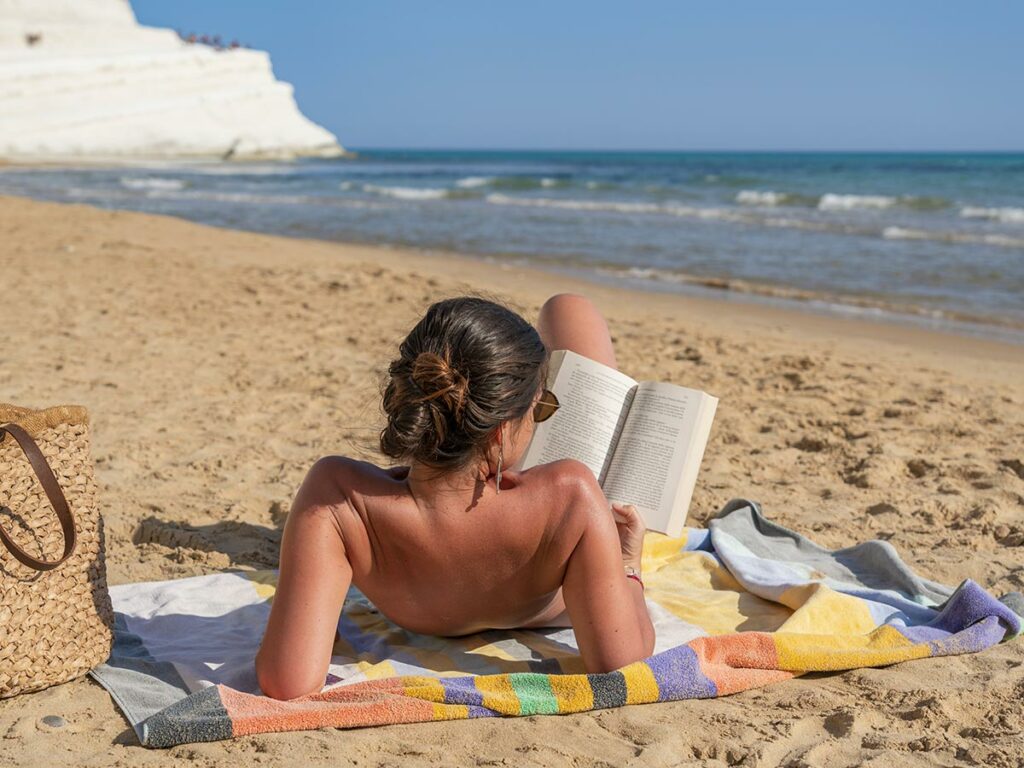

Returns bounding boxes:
[1,194,1022,766]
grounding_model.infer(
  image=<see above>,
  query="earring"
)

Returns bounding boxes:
[495,431,504,494]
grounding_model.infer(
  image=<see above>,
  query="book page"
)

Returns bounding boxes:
[666,397,718,534]
[515,349,637,481]
[600,381,708,535]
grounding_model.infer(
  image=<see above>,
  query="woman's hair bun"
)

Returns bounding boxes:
[379,296,548,473]
[410,349,469,422]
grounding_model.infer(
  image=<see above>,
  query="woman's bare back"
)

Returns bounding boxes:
[317,456,586,635]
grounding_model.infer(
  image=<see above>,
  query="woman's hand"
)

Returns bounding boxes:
[611,502,645,571]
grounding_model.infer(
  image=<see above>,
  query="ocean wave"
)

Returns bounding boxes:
[883,226,1024,248]
[483,194,1024,249]
[735,189,819,207]
[736,190,790,206]
[176,163,295,176]
[817,193,898,211]
[882,226,935,242]
[484,193,848,227]
[980,234,1024,248]
[486,193,847,229]
[455,176,493,189]
[148,189,312,205]
[761,216,843,233]
[739,189,947,211]
[478,176,564,191]
[960,206,1024,224]
[363,184,449,201]
[142,188,393,210]
[484,193,733,219]
[120,177,186,191]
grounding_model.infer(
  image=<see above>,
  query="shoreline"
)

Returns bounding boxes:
[342,238,1024,344]
[2,191,1022,361]
[514,256,1024,344]
[364,242,1024,372]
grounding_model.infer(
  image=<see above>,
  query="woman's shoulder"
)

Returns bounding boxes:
[287,460,397,524]
[305,455,402,490]
[513,459,608,533]
[298,457,410,541]
[519,458,603,496]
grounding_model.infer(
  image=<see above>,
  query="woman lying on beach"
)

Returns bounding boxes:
[256,293,654,700]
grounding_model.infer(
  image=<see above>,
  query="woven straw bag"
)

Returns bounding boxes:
[0,404,113,697]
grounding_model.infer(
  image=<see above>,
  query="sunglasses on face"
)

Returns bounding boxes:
[532,388,560,423]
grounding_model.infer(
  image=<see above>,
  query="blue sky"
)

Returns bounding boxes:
[134,1,1024,151]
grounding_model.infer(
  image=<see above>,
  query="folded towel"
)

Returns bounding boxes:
[90,498,1022,747]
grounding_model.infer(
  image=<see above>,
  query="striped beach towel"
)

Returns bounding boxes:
[91,499,1022,747]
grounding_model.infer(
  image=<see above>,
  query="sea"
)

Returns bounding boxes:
[2,151,1022,341]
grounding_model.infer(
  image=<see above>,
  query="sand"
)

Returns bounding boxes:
[0,194,1022,767]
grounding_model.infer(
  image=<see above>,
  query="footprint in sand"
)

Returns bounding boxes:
[866,502,898,516]
[791,435,829,452]
[999,458,1024,480]
[906,458,936,478]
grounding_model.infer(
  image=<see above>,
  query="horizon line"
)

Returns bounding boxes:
[346,146,1024,155]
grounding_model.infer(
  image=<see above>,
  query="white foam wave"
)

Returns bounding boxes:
[363,184,448,201]
[486,193,658,216]
[484,193,740,221]
[736,190,789,206]
[540,178,560,188]
[120,177,185,191]
[981,234,1024,248]
[483,194,1024,249]
[147,189,310,205]
[762,216,838,233]
[174,164,295,176]
[455,176,493,189]
[817,193,896,211]
[883,226,1024,249]
[338,181,354,191]
[142,189,389,210]
[882,226,931,241]
[960,206,1024,224]
[69,185,393,210]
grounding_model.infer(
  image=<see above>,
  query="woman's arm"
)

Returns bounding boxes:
[611,501,654,650]
[256,458,353,700]
[560,468,655,672]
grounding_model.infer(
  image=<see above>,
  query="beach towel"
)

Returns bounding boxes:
[90,498,1022,748]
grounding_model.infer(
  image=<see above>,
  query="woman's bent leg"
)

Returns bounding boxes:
[536,293,618,370]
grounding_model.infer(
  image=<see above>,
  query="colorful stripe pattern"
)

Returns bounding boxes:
[91,499,1022,748]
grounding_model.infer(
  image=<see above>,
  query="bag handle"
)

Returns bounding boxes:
[0,422,78,571]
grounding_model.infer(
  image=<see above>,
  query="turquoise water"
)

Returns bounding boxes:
[2,151,1023,337]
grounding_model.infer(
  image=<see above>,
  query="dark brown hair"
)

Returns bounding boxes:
[379,296,548,473]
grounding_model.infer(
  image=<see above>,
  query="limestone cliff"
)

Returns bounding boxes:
[0,0,343,161]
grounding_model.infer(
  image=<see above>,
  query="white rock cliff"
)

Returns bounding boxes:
[0,0,343,161]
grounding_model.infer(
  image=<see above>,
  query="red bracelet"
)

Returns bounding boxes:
[625,566,644,590]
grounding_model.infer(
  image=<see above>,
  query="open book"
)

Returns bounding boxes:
[512,349,718,538]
